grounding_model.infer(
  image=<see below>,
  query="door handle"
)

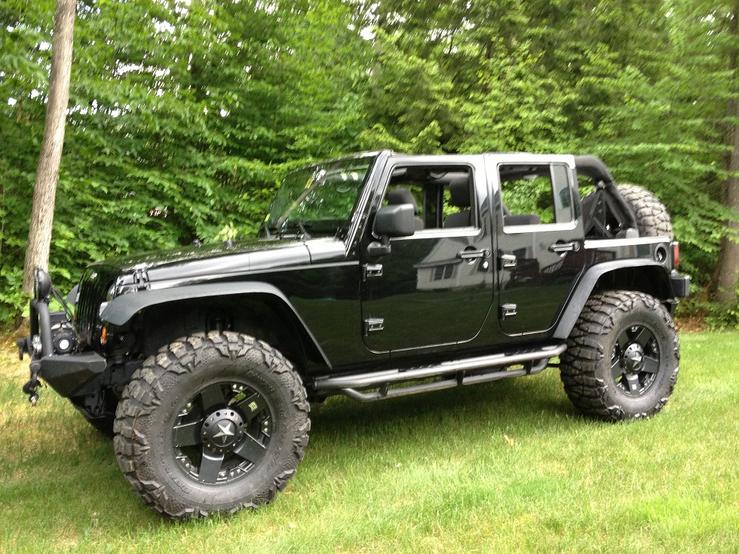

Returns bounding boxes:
[499,254,517,269]
[549,241,579,253]
[457,248,489,260]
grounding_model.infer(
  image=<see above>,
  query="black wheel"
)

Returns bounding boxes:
[113,332,310,519]
[617,184,672,237]
[560,290,679,421]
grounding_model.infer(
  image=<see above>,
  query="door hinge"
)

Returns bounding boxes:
[499,254,517,269]
[364,317,385,335]
[114,265,150,295]
[362,263,383,280]
[500,304,518,319]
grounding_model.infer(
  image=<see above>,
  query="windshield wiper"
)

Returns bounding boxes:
[295,220,312,239]
[261,220,273,239]
[272,219,312,240]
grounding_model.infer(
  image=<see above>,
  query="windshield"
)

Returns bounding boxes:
[265,156,376,238]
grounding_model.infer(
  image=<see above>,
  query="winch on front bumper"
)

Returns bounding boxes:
[18,268,107,404]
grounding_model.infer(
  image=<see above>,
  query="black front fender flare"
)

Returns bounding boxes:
[100,281,332,367]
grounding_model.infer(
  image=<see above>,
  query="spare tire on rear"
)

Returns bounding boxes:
[617,184,672,238]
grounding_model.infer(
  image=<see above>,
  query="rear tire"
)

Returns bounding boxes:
[113,331,310,519]
[617,184,672,237]
[560,290,679,421]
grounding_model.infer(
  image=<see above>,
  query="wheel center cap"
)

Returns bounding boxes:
[202,409,243,451]
[213,421,236,445]
[623,343,644,372]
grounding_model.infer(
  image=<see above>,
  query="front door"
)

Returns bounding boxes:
[360,158,494,353]
[495,161,586,335]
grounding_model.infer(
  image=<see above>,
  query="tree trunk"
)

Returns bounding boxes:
[713,4,739,305]
[22,0,77,294]
[715,97,739,304]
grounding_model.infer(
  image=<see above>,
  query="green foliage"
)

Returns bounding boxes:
[266,158,373,229]
[678,295,739,330]
[706,302,739,330]
[0,0,736,322]
[500,176,557,224]
[0,0,366,319]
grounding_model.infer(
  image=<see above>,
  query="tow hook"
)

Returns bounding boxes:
[18,337,43,406]
[22,377,41,406]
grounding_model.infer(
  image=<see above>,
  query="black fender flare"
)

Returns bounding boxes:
[553,259,672,340]
[100,281,332,368]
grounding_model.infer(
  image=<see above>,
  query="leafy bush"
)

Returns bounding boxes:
[678,295,739,331]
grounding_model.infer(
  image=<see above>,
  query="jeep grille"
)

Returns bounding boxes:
[75,269,113,346]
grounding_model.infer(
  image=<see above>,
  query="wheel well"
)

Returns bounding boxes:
[126,294,328,375]
[593,266,672,301]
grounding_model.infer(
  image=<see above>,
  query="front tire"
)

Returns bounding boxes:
[560,291,679,421]
[113,332,310,519]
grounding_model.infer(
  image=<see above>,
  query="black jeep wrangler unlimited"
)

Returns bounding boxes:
[19,151,689,519]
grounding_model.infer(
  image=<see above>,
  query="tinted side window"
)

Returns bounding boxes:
[383,166,476,230]
[551,165,573,223]
[499,164,573,227]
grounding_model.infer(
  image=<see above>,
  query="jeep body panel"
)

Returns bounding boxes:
[21,150,689,403]
[88,151,685,375]
[99,237,369,372]
[358,153,494,353]
[485,154,587,336]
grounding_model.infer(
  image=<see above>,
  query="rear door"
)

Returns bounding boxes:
[494,159,586,335]
[360,156,494,353]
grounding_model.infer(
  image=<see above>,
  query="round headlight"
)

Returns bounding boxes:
[34,268,52,300]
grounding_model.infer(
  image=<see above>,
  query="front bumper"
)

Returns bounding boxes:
[670,271,690,298]
[20,284,107,402]
[31,352,107,397]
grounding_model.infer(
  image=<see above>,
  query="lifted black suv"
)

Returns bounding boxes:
[19,151,689,519]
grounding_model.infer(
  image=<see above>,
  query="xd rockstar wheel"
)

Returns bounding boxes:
[560,290,679,421]
[114,332,310,519]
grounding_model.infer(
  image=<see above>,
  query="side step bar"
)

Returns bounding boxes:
[312,343,567,402]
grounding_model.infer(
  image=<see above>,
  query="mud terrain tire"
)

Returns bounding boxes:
[560,291,679,421]
[113,331,310,519]
[617,184,673,237]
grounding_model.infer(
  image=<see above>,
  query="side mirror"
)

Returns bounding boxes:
[374,204,416,238]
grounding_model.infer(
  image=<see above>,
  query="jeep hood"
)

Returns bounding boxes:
[86,237,345,286]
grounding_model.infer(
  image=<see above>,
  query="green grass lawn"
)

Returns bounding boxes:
[1,331,737,553]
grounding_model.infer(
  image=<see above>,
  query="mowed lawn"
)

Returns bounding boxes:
[0,331,737,553]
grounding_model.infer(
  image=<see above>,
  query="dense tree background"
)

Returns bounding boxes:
[0,0,737,323]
